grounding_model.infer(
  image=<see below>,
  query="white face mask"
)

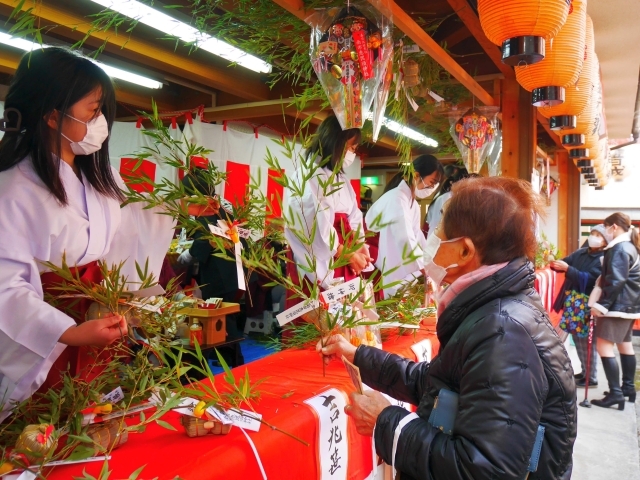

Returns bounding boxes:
[414,179,439,200]
[422,232,461,288]
[588,235,604,248]
[342,150,356,169]
[604,225,615,243]
[62,114,109,156]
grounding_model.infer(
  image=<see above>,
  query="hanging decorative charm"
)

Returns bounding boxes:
[448,107,499,174]
[371,58,393,142]
[514,0,586,107]
[485,124,503,177]
[478,0,571,65]
[307,2,394,130]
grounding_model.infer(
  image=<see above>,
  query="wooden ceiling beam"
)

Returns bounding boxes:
[0,0,271,102]
[446,0,514,79]
[271,0,495,105]
[0,47,178,111]
[371,0,495,106]
[442,26,473,49]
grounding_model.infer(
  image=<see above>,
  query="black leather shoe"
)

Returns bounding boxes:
[575,378,597,387]
[592,391,626,410]
[574,373,585,380]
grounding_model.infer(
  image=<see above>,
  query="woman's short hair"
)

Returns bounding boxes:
[442,176,546,264]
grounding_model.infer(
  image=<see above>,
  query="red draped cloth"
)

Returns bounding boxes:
[38,261,109,392]
[44,329,439,480]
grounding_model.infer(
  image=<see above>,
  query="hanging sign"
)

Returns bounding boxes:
[304,388,349,480]
[320,277,362,305]
[410,339,432,363]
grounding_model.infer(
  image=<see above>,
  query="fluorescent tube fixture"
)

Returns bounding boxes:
[381,118,438,148]
[90,0,273,74]
[0,32,163,89]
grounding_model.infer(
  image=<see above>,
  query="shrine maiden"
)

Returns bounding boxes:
[366,155,443,298]
[0,48,174,419]
[284,115,372,290]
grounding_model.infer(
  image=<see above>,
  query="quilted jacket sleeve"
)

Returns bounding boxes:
[354,345,430,406]
[373,309,548,480]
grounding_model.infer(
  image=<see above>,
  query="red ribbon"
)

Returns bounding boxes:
[352,30,373,80]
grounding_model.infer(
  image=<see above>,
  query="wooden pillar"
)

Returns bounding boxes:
[557,150,582,254]
[501,77,537,179]
[557,150,570,255]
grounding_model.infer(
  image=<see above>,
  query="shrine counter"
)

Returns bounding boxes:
[44,329,439,480]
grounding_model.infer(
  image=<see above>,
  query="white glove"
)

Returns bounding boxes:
[177,250,194,265]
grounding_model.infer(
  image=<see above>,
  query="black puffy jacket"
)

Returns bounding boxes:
[596,238,640,316]
[355,258,577,480]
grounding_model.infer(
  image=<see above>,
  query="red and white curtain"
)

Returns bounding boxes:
[109,119,362,214]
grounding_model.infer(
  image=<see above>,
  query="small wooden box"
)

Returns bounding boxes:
[178,303,240,345]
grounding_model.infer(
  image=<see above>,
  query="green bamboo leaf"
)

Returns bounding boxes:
[215,349,235,386]
[127,465,147,480]
[156,419,177,431]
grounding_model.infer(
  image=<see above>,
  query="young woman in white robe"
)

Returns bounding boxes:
[0,48,174,420]
[284,116,372,301]
[365,155,443,298]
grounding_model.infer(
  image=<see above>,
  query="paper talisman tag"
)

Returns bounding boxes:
[208,224,230,239]
[171,396,201,417]
[320,277,361,305]
[210,408,262,432]
[341,356,364,394]
[100,386,125,404]
[410,339,432,363]
[327,303,353,325]
[353,300,379,321]
[276,299,320,326]
[235,242,246,291]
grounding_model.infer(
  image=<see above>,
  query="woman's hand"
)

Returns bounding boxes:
[550,260,569,272]
[59,314,127,347]
[345,391,391,436]
[316,334,357,365]
[590,308,603,318]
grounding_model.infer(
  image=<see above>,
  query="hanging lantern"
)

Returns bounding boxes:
[449,107,499,174]
[478,0,570,66]
[538,15,595,130]
[514,0,586,106]
[561,53,601,146]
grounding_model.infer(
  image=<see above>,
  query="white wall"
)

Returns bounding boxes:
[580,143,640,221]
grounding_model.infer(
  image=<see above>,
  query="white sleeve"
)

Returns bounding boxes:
[413,203,427,270]
[284,172,338,287]
[394,202,424,271]
[0,235,75,400]
[104,170,176,285]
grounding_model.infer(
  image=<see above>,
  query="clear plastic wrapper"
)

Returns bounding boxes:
[447,106,500,173]
[306,2,394,130]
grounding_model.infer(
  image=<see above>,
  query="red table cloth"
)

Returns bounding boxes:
[44,329,439,480]
[535,268,565,327]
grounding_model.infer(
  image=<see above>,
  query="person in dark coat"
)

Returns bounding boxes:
[590,212,640,409]
[551,224,607,386]
[178,171,245,366]
[319,176,576,480]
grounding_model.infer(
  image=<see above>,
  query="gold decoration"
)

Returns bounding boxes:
[87,420,129,452]
[179,415,232,438]
[15,424,57,464]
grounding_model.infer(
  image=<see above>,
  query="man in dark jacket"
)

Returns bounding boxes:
[551,224,607,386]
[319,177,576,479]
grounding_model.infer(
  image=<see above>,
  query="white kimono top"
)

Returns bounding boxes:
[425,191,452,237]
[284,166,364,288]
[366,180,428,298]
[0,158,174,419]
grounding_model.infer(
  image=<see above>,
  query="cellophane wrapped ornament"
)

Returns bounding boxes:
[485,125,502,177]
[448,107,499,174]
[307,2,394,130]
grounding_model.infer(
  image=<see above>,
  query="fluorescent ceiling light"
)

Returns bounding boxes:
[90,0,273,74]
[382,118,438,148]
[0,32,163,89]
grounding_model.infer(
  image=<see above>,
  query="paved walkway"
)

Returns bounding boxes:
[568,341,640,479]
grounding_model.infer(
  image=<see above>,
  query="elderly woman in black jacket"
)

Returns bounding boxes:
[590,212,640,409]
[551,224,608,387]
[319,176,576,480]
